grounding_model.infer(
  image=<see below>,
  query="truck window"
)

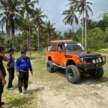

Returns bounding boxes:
[48,44,57,51]
[65,43,83,51]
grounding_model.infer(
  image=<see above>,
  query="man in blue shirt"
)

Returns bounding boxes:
[7,49,15,89]
[16,49,32,93]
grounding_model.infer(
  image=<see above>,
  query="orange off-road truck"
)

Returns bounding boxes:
[46,40,106,83]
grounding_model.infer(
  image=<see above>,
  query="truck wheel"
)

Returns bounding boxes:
[47,61,55,73]
[66,65,80,83]
[89,68,104,79]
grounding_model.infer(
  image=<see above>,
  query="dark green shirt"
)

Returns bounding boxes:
[0,56,6,77]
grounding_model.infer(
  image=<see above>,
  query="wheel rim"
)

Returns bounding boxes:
[68,68,74,78]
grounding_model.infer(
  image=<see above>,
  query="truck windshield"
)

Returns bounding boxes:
[65,43,84,52]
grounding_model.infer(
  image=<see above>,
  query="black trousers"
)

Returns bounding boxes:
[18,71,29,93]
[7,68,14,88]
[0,81,3,103]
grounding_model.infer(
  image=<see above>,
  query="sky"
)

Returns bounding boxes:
[39,0,108,32]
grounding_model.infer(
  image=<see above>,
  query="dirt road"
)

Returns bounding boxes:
[3,52,108,108]
[32,58,108,108]
[36,78,108,108]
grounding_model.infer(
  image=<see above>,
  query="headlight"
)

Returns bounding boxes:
[96,59,99,63]
[98,58,102,62]
[80,57,84,62]
[92,60,96,63]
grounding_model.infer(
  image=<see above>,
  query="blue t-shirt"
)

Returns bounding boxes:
[16,56,32,72]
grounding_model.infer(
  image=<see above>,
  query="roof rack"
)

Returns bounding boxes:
[50,40,72,43]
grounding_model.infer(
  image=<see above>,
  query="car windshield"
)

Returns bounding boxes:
[65,43,84,52]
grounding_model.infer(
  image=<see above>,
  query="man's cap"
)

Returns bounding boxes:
[21,48,27,54]
[8,48,14,53]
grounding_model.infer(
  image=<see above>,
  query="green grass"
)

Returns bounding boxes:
[2,49,108,107]
[3,51,41,108]
[5,94,34,108]
[97,49,108,77]
[98,48,108,53]
[14,50,45,57]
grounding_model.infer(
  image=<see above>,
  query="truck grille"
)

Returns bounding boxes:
[84,56,106,64]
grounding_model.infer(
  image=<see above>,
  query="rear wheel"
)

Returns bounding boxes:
[47,60,55,73]
[66,65,80,83]
[89,68,104,79]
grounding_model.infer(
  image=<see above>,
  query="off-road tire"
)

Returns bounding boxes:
[89,68,104,79]
[47,61,55,73]
[66,65,80,83]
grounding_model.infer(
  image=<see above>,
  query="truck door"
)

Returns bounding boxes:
[57,43,66,67]
[49,44,59,64]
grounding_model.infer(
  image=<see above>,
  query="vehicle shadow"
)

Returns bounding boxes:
[80,76,108,85]
[55,68,66,77]
[54,68,108,85]
[27,86,45,95]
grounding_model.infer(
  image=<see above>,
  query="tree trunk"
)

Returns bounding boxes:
[48,30,51,45]
[82,12,84,47]
[29,25,32,57]
[84,1,87,51]
[37,27,40,50]
[27,30,29,50]
[1,22,4,33]
[10,17,15,49]
[84,17,87,51]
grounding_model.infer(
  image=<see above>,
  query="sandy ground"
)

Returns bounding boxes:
[32,57,108,108]
[36,79,108,108]
[3,55,108,108]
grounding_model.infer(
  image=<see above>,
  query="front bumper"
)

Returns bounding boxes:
[77,63,103,71]
[77,56,106,71]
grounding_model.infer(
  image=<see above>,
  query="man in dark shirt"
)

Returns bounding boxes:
[0,47,8,106]
[16,49,32,93]
[7,49,15,89]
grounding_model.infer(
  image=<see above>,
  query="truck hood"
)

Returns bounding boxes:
[79,52,101,58]
[66,50,101,58]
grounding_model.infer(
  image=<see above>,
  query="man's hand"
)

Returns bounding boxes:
[0,52,3,57]
[2,79,6,85]
[31,71,33,76]
[0,72,5,85]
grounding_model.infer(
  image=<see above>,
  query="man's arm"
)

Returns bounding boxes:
[0,71,6,85]
[28,58,33,74]
[0,71,3,80]
[16,58,20,72]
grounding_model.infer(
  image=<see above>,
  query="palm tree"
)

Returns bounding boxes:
[20,0,38,50]
[77,0,93,49]
[0,0,22,48]
[45,20,55,44]
[63,6,78,31]
[63,0,93,50]
[21,0,38,17]
[32,8,46,50]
